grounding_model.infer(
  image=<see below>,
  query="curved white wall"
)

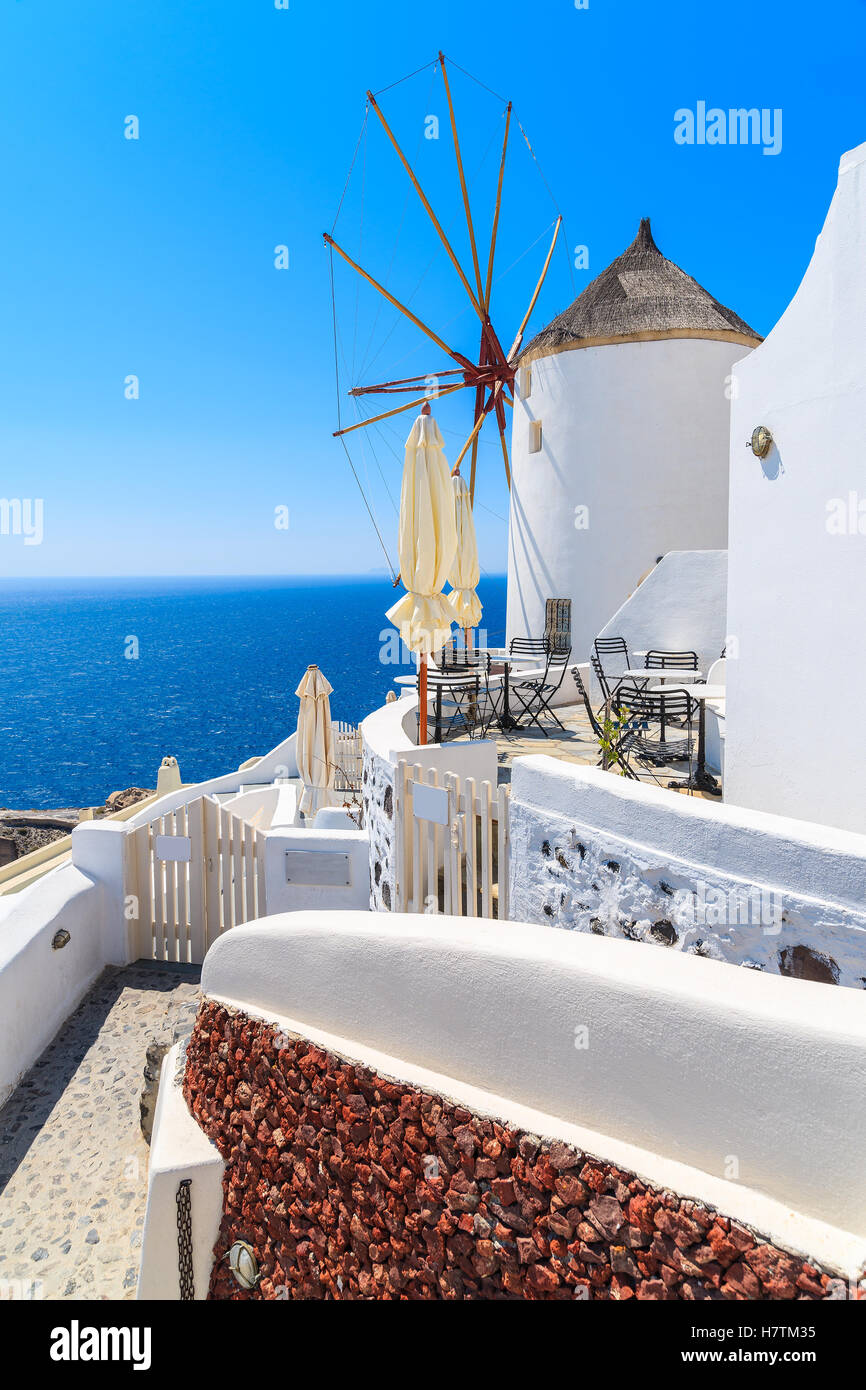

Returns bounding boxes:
[593,549,727,696]
[200,910,866,1274]
[725,142,866,833]
[507,337,748,662]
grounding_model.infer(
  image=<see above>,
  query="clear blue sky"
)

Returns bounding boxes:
[1,0,864,577]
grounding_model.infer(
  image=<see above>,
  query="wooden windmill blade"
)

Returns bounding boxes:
[327,56,564,497]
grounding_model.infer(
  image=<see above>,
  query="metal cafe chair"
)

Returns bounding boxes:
[644,649,700,673]
[593,636,633,699]
[571,665,639,779]
[591,653,645,708]
[615,684,697,772]
[509,636,549,659]
[509,646,572,736]
[643,650,701,741]
[423,668,482,744]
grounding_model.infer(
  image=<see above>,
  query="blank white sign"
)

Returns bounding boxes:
[412,782,449,826]
[155,834,192,863]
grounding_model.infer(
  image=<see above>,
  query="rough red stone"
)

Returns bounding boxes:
[182,1001,844,1302]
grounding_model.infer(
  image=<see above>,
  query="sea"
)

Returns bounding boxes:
[0,575,508,809]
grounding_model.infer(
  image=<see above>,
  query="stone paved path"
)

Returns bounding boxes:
[0,962,200,1301]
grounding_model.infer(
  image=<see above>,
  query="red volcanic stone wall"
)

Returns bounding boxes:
[183,1001,846,1301]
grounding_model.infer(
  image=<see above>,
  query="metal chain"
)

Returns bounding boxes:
[176,1179,194,1301]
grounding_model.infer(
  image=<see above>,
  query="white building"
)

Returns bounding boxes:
[506,218,760,662]
[725,143,866,835]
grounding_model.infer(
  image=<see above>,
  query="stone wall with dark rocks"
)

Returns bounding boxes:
[362,746,395,912]
[184,1000,850,1301]
[508,799,866,989]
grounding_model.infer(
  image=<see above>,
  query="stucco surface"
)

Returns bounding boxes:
[507,337,746,663]
[198,909,866,1259]
[725,142,866,832]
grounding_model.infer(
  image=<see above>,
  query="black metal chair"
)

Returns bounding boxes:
[644,649,699,672]
[509,636,549,659]
[591,653,645,708]
[613,685,697,771]
[643,651,700,739]
[440,640,478,672]
[593,636,634,699]
[509,646,572,736]
[423,669,482,744]
[571,665,639,779]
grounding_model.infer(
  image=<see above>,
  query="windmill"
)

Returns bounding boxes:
[324,53,562,507]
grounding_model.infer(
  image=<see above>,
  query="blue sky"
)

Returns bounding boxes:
[1,0,864,577]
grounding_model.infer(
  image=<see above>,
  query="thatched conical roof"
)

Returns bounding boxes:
[521,218,760,362]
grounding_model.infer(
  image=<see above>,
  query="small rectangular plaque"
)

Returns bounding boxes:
[286,850,352,887]
[412,782,449,826]
[155,834,191,863]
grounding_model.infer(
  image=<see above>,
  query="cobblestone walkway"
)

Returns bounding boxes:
[0,962,200,1301]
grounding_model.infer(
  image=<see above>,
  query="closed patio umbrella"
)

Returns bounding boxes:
[386,407,458,744]
[295,664,335,816]
[446,473,483,648]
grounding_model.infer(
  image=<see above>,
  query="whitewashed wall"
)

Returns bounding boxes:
[507,338,747,663]
[508,756,866,989]
[196,909,866,1276]
[725,142,866,833]
[592,549,727,699]
[264,825,370,915]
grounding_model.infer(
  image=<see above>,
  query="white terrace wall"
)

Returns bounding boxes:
[0,823,128,1109]
[725,142,866,834]
[507,338,745,665]
[508,756,866,989]
[124,732,300,830]
[184,910,866,1276]
[592,549,727,699]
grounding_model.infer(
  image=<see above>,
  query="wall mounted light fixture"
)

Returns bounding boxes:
[52,929,71,950]
[228,1240,260,1290]
[748,425,774,459]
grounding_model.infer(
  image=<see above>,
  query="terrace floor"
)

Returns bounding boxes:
[491,702,722,801]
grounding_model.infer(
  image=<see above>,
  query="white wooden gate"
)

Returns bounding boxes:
[125,795,267,964]
[394,763,509,919]
[332,720,363,793]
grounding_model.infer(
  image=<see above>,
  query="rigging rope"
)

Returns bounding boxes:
[331,106,369,235]
[329,243,398,583]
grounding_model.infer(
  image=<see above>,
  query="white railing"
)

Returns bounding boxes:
[394,762,509,919]
[124,795,266,964]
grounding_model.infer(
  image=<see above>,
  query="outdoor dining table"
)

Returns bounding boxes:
[471,649,548,731]
[393,650,544,733]
[619,667,705,684]
[648,681,725,795]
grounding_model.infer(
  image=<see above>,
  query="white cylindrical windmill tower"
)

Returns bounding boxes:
[506,218,761,662]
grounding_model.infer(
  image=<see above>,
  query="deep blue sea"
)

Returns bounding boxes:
[0,576,507,808]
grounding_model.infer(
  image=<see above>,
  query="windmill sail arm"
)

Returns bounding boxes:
[333,381,467,438]
[508,216,563,362]
[367,90,488,328]
[324,232,473,371]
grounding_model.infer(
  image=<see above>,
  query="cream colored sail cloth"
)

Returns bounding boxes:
[386,413,458,655]
[295,664,335,816]
[446,473,483,630]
